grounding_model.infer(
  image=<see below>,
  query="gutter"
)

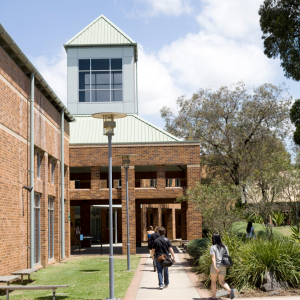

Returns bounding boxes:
[0,23,75,123]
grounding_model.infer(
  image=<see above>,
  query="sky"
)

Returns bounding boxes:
[1,0,299,129]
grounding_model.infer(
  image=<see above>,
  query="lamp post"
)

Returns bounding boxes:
[92,112,126,300]
[116,154,136,271]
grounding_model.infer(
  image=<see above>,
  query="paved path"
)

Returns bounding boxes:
[124,252,300,300]
[135,254,201,300]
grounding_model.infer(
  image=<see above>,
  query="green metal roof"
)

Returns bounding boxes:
[64,15,138,60]
[70,114,181,144]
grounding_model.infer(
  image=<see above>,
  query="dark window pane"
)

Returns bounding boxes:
[112,90,122,102]
[79,91,90,102]
[79,72,90,89]
[111,71,122,89]
[92,59,109,70]
[91,71,110,89]
[92,90,110,102]
[111,59,122,70]
[79,59,90,70]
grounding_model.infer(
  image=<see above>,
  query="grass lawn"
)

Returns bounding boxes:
[275,225,293,237]
[3,255,140,300]
[232,222,283,238]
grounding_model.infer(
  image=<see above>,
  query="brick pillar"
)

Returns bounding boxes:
[166,208,175,240]
[40,152,48,268]
[121,166,136,254]
[158,206,162,227]
[54,161,60,262]
[185,165,202,240]
[156,165,165,189]
[64,167,70,258]
[91,166,100,192]
[141,206,147,241]
[81,203,91,247]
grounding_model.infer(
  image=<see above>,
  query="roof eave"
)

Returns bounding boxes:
[0,23,75,123]
[64,43,138,61]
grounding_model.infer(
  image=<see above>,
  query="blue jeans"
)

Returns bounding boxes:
[156,259,169,287]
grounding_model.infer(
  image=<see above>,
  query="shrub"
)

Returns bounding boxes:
[229,238,300,290]
[197,232,300,290]
[271,211,285,227]
[291,226,300,242]
[186,238,210,260]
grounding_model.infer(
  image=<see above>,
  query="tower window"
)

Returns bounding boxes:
[79,58,122,103]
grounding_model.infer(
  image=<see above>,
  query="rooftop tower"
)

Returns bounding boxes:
[64,15,138,115]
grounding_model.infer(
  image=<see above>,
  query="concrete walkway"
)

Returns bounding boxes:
[135,254,200,300]
[124,251,300,300]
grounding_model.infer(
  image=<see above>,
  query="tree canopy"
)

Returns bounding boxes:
[259,0,300,81]
[160,82,291,186]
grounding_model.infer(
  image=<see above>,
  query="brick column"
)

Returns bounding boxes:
[64,167,70,258]
[185,165,202,240]
[40,152,48,268]
[166,208,175,241]
[54,161,60,262]
[141,206,147,241]
[158,206,162,227]
[156,165,165,189]
[91,167,100,193]
[121,166,136,254]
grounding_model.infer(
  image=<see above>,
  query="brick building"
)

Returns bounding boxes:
[66,15,202,254]
[0,24,74,275]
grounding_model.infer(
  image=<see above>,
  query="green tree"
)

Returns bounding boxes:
[178,180,243,233]
[259,0,300,81]
[290,99,300,145]
[161,82,291,187]
[244,150,290,238]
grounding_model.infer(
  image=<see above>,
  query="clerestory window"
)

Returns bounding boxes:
[78,58,122,102]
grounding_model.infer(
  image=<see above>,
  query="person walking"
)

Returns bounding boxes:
[210,233,234,299]
[151,227,176,290]
[147,226,155,256]
[150,226,160,271]
[246,221,255,238]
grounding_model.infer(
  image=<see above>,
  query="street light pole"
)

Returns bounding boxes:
[116,154,136,271]
[125,166,130,270]
[108,134,114,298]
[92,112,126,300]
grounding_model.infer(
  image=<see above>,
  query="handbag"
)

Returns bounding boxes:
[222,249,233,267]
[157,254,167,261]
[162,255,173,267]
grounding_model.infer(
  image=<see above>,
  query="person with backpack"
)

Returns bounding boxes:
[210,233,234,299]
[151,227,176,290]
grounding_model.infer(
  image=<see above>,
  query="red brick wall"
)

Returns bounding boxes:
[0,45,70,275]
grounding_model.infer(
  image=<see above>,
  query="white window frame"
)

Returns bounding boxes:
[48,197,54,260]
[37,152,41,179]
[51,161,55,184]
[78,58,123,103]
[34,193,41,265]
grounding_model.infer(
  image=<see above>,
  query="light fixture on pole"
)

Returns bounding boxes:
[92,112,126,300]
[116,154,137,271]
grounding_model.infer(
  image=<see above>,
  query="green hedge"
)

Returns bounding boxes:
[186,238,210,260]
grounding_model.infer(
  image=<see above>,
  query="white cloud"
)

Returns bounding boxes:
[138,0,282,117]
[30,48,67,106]
[142,0,192,16]
[138,46,183,115]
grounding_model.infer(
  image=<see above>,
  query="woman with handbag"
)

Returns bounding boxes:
[210,233,234,299]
